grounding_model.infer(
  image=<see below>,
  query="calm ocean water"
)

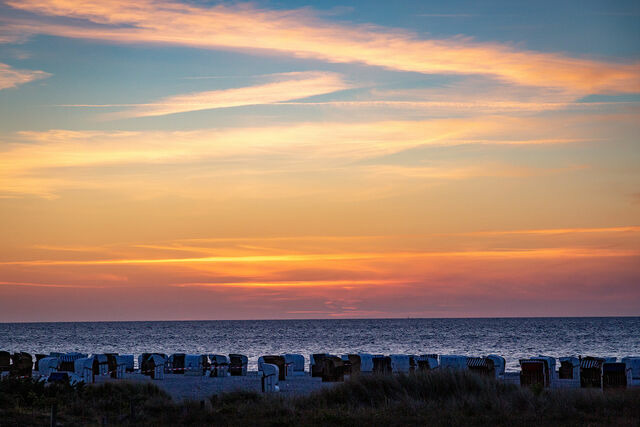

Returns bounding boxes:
[1,317,638,371]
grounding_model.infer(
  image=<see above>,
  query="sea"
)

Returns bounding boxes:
[1,317,638,371]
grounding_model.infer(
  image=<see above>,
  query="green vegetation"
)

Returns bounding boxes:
[1,371,639,426]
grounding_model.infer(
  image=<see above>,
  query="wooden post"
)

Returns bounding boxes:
[50,403,57,427]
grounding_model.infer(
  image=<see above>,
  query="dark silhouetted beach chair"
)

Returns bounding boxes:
[229,354,248,376]
[519,359,550,388]
[104,353,119,378]
[580,357,605,388]
[321,355,345,382]
[467,357,495,377]
[310,354,329,377]
[10,352,32,378]
[372,355,392,374]
[34,354,47,371]
[602,362,626,390]
[170,353,186,374]
[0,351,11,373]
[559,357,579,379]
[342,354,361,376]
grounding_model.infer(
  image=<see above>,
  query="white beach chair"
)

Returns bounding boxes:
[74,357,95,383]
[261,363,280,392]
[390,354,411,373]
[556,357,580,388]
[92,354,109,377]
[622,357,640,387]
[209,354,230,377]
[357,353,374,373]
[440,355,468,370]
[114,356,127,379]
[184,354,204,375]
[37,357,60,376]
[284,354,305,376]
[486,355,506,379]
[150,355,165,380]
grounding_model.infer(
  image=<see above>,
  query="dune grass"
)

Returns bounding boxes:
[1,371,639,426]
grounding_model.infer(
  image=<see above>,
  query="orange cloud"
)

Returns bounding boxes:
[2,247,637,267]
[6,0,640,94]
[0,118,563,197]
[0,62,49,90]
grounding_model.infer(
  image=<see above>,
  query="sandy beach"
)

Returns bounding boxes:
[94,372,338,401]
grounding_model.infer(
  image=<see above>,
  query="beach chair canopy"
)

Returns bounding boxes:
[622,357,640,380]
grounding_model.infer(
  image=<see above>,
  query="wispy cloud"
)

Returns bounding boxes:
[0,115,603,197]
[0,62,49,90]
[2,248,637,267]
[105,71,349,118]
[5,0,640,95]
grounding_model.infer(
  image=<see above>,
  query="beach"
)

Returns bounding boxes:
[96,372,337,401]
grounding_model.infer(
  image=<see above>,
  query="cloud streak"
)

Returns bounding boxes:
[109,71,349,118]
[0,115,602,197]
[5,0,640,95]
[0,62,49,90]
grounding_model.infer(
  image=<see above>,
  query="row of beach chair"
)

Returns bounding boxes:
[3,350,639,391]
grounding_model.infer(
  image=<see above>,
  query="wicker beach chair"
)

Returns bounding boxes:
[228,354,248,376]
[602,362,627,390]
[321,355,345,382]
[372,355,392,375]
[580,357,605,388]
[519,358,550,388]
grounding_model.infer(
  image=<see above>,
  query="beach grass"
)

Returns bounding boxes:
[1,370,639,426]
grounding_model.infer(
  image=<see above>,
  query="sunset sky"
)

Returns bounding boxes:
[0,0,639,321]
